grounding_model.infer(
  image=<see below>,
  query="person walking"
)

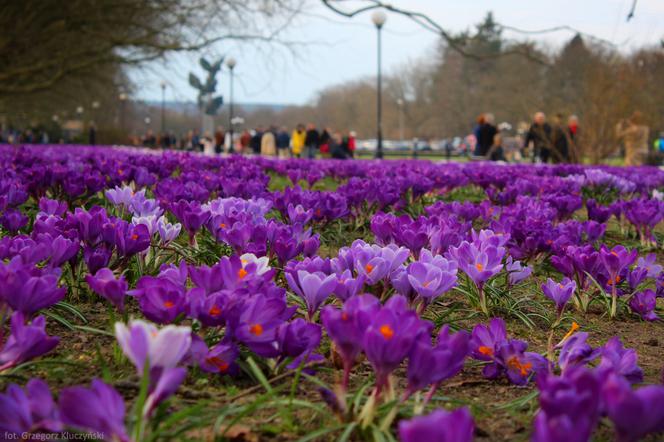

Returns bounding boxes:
[616,111,650,166]
[477,113,497,157]
[524,112,553,163]
[304,123,320,159]
[240,130,251,154]
[347,130,357,158]
[250,128,263,155]
[276,126,290,159]
[551,114,570,163]
[566,115,580,163]
[330,132,348,159]
[261,126,277,156]
[486,133,506,161]
[319,127,331,158]
[214,126,225,154]
[291,124,306,158]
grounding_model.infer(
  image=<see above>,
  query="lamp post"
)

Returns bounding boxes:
[226,57,237,153]
[396,98,404,142]
[119,93,128,134]
[372,9,387,159]
[160,80,166,134]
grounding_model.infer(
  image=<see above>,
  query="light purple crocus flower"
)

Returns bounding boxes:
[406,259,457,304]
[105,185,134,208]
[285,270,337,320]
[156,216,181,244]
[505,256,532,286]
[541,277,577,313]
[114,320,192,375]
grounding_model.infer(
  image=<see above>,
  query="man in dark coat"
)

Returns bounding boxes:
[524,112,553,163]
[304,123,320,159]
[477,113,497,156]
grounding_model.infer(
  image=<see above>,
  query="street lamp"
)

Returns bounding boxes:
[160,80,167,134]
[119,93,128,133]
[396,98,404,142]
[372,9,387,159]
[226,56,237,153]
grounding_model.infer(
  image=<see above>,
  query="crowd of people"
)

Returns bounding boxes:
[472,110,660,166]
[472,111,581,164]
[3,113,663,166]
[160,124,358,159]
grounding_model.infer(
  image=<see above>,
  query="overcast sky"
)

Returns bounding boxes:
[132,0,664,105]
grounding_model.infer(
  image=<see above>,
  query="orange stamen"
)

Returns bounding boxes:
[379,324,394,340]
[475,263,484,271]
[478,345,494,357]
[365,263,374,274]
[238,268,248,279]
[163,300,175,308]
[250,324,263,336]
[507,356,533,376]
[209,305,222,317]
[205,357,229,372]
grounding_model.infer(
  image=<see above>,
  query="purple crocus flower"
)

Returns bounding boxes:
[557,332,599,372]
[629,289,658,321]
[233,296,295,358]
[405,325,469,397]
[596,336,643,384]
[448,241,504,288]
[470,317,508,364]
[321,294,381,387]
[541,277,576,313]
[194,340,239,375]
[398,407,474,442]
[113,221,151,257]
[40,234,79,268]
[83,245,112,275]
[498,339,548,386]
[278,318,321,359]
[285,270,337,320]
[0,313,59,371]
[170,199,210,241]
[362,295,432,390]
[287,204,314,225]
[85,268,127,312]
[331,269,365,301]
[38,197,68,217]
[602,373,664,442]
[0,379,62,433]
[532,367,601,442]
[59,379,129,442]
[406,254,457,305]
[114,320,192,375]
[599,245,637,287]
[0,209,28,233]
[0,259,66,316]
[142,366,187,418]
[129,273,187,324]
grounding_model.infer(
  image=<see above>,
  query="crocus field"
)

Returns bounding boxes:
[0,144,663,442]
